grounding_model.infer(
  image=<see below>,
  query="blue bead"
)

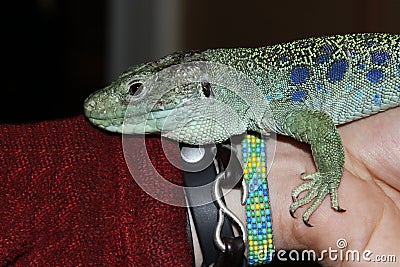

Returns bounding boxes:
[290,90,307,102]
[247,223,252,229]
[252,218,256,223]
[262,222,266,228]
[266,209,271,215]
[371,51,391,64]
[264,196,269,202]
[258,235,263,241]
[266,215,271,221]
[252,223,257,229]
[247,211,251,217]
[262,228,267,234]
[263,184,267,189]
[367,69,384,84]
[247,218,252,223]
[290,66,310,85]
[261,216,266,222]
[258,223,262,228]
[258,229,262,235]
[246,198,251,204]
[267,222,272,228]
[328,60,348,82]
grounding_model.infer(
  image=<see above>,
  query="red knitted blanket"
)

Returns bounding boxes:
[0,115,192,266]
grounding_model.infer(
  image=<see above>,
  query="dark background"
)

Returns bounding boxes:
[2,1,399,266]
[2,0,400,123]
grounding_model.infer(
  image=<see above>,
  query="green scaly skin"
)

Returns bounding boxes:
[84,33,400,225]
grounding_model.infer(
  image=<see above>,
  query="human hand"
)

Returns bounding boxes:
[269,107,400,266]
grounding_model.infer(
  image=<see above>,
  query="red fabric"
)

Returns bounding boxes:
[0,115,192,266]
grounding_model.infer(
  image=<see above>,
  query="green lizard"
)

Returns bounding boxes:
[84,33,400,225]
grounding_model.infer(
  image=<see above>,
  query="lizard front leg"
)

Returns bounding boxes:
[282,109,345,226]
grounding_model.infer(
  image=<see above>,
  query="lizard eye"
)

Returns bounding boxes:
[201,81,213,97]
[126,80,143,96]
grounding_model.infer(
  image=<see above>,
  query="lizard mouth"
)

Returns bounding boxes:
[85,107,175,134]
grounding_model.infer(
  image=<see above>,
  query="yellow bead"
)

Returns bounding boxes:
[268,238,273,244]
[244,168,248,174]
[262,167,266,173]
[248,162,252,168]
[255,204,260,210]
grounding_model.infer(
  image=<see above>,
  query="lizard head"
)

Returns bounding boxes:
[84,51,264,144]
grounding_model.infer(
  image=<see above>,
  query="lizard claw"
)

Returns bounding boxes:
[290,171,341,226]
[289,209,296,218]
[334,207,346,212]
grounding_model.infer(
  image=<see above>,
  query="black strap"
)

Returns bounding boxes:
[214,236,247,267]
[182,145,234,267]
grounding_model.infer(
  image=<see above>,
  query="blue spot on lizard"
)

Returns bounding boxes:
[316,82,323,92]
[265,94,273,103]
[371,51,391,65]
[328,60,348,82]
[366,69,384,84]
[345,83,354,93]
[317,54,331,64]
[355,90,363,100]
[321,44,335,53]
[291,90,307,102]
[373,93,382,106]
[290,66,310,85]
[275,92,283,99]
[366,41,376,48]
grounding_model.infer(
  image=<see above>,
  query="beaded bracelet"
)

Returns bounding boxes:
[242,133,274,265]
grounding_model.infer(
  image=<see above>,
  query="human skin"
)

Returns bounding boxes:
[270,106,400,266]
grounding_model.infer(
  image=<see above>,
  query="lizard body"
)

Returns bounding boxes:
[84,33,400,224]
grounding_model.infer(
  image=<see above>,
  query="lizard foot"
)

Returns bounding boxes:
[289,171,344,226]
